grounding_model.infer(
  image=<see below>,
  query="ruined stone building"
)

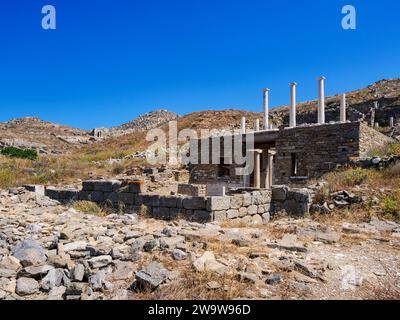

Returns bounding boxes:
[189,78,393,189]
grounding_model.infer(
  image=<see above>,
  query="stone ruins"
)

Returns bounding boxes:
[38,77,395,223]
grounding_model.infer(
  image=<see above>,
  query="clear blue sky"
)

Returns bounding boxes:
[1,0,399,129]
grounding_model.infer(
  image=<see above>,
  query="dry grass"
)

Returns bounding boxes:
[360,264,400,300]
[135,268,251,300]
[73,201,108,217]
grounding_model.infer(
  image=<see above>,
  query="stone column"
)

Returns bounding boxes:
[390,117,394,128]
[241,117,246,134]
[253,150,262,189]
[266,150,276,188]
[254,119,260,132]
[263,88,270,130]
[289,82,297,128]
[340,93,346,123]
[318,76,326,124]
[375,122,380,129]
[370,108,375,127]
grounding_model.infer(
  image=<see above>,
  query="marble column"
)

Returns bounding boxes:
[254,119,260,132]
[263,88,270,130]
[241,117,246,134]
[290,82,297,128]
[340,93,346,123]
[318,76,326,124]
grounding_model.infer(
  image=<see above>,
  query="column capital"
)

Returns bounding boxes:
[263,88,270,93]
[290,82,297,86]
[318,76,326,81]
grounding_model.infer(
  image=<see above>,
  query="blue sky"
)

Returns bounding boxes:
[0,0,399,129]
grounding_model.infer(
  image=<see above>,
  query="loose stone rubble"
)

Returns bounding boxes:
[0,187,399,300]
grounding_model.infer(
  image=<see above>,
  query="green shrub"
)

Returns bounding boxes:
[0,147,37,160]
[73,201,107,217]
[342,168,370,187]
[380,194,400,219]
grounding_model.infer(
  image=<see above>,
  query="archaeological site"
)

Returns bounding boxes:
[1,1,400,306]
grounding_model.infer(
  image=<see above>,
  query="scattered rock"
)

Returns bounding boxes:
[16,277,40,296]
[135,262,169,291]
[11,239,47,267]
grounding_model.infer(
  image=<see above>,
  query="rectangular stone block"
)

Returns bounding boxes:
[142,195,160,207]
[82,181,95,191]
[207,184,226,196]
[118,193,135,205]
[193,210,212,223]
[45,188,59,200]
[152,207,170,219]
[230,195,243,209]
[272,186,288,201]
[206,196,230,211]
[159,196,178,208]
[182,197,206,210]
[128,181,146,194]
[93,180,122,192]
[227,209,239,219]
[103,192,119,204]
[212,210,227,221]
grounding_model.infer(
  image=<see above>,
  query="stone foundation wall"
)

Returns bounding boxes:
[41,180,312,223]
[274,122,361,185]
[271,186,313,216]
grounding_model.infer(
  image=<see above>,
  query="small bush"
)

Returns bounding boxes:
[314,185,330,205]
[342,168,369,187]
[138,204,149,216]
[380,194,400,219]
[0,169,16,189]
[73,201,107,217]
[1,147,38,160]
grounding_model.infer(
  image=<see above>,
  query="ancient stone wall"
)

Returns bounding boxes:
[41,180,312,222]
[274,122,361,185]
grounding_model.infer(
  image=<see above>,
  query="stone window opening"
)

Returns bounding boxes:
[218,157,230,178]
[291,153,298,176]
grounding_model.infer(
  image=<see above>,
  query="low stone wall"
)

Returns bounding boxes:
[41,180,312,222]
[271,185,313,216]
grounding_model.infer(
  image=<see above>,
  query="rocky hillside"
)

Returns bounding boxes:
[110,109,179,134]
[0,117,91,155]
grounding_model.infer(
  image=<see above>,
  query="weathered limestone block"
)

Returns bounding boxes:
[206,196,230,211]
[230,195,243,209]
[288,189,311,203]
[242,193,252,206]
[238,207,247,217]
[183,197,206,210]
[227,209,239,219]
[272,186,289,201]
[247,205,258,215]
[159,196,178,208]
[213,211,227,221]
[24,185,45,196]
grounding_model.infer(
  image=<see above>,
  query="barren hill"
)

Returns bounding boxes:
[0,117,91,155]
